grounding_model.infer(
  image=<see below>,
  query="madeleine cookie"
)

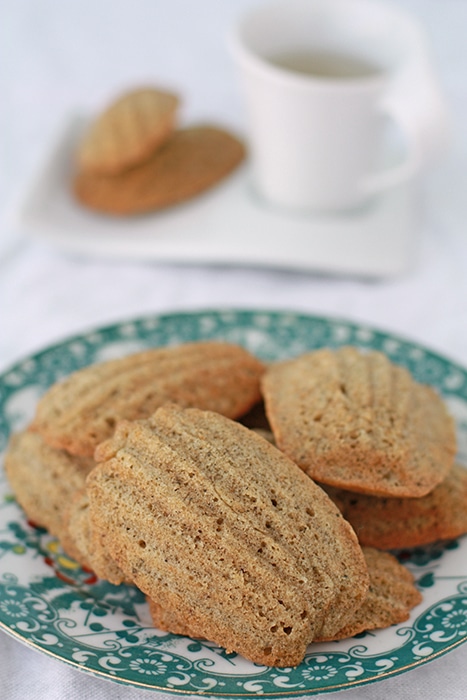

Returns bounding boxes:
[323,463,467,549]
[148,548,422,644]
[316,547,422,641]
[147,598,197,638]
[31,341,264,457]
[77,87,179,175]
[61,489,130,583]
[4,429,94,538]
[74,125,245,215]
[60,489,93,567]
[87,405,369,667]
[262,346,456,497]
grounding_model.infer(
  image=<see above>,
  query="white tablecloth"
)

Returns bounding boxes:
[2,1,467,698]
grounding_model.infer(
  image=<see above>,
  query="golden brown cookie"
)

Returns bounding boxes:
[3,429,94,538]
[74,125,246,215]
[87,405,369,667]
[316,547,422,641]
[148,548,422,644]
[77,87,179,175]
[59,489,91,566]
[147,597,197,638]
[61,489,130,583]
[323,463,467,549]
[262,346,456,497]
[31,341,264,457]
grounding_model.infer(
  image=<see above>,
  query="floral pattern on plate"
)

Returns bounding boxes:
[1,309,466,695]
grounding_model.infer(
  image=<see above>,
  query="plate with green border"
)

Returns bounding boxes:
[0,309,466,696]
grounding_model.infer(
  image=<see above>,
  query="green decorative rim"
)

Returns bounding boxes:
[0,309,466,696]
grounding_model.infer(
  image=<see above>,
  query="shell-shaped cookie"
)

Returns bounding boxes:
[316,547,422,641]
[74,125,246,215]
[262,346,457,497]
[147,597,197,638]
[324,463,467,549]
[4,429,94,538]
[148,547,422,645]
[60,489,93,567]
[31,341,265,457]
[87,405,368,667]
[77,87,180,175]
[61,489,129,584]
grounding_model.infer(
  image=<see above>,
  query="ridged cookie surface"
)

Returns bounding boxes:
[77,87,179,175]
[324,463,467,549]
[316,547,422,641]
[4,429,94,539]
[61,489,130,583]
[87,405,368,667]
[147,547,421,644]
[74,125,245,215]
[31,341,264,457]
[262,346,456,497]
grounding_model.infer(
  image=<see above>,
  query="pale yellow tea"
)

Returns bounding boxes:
[268,49,382,80]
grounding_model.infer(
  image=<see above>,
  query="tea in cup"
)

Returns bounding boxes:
[230,0,449,213]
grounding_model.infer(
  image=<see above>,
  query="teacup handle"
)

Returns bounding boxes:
[362,50,450,195]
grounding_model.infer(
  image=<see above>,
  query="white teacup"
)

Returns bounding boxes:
[229,0,450,213]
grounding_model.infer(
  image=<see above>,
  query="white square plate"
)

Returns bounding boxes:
[12,115,419,277]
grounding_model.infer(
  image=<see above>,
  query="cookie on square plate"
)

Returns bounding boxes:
[74,125,246,215]
[77,87,179,175]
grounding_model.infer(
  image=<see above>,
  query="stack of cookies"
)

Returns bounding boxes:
[261,346,464,548]
[5,341,466,668]
[73,87,246,215]
[5,341,265,566]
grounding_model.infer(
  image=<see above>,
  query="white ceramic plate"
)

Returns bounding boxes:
[1,309,466,696]
[12,116,418,278]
